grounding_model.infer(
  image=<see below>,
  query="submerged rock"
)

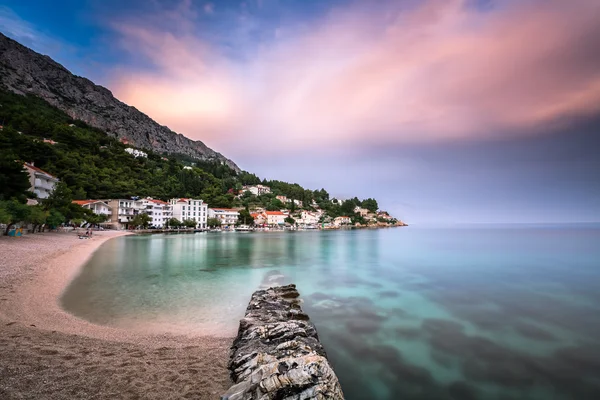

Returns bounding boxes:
[222,284,344,400]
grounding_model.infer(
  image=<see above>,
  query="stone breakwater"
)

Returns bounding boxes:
[221,284,344,400]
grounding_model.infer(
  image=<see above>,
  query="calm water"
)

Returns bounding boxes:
[62,226,600,400]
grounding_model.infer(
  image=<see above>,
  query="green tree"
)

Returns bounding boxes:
[167,217,182,228]
[86,212,108,226]
[361,198,379,213]
[1,199,31,235]
[207,218,221,228]
[182,218,197,228]
[0,155,31,202]
[131,213,152,228]
[266,198,284,211]
[237,209,254,226]
[285,216,296,225]
[46,209,65,229]
[26,205,48,233]
[42,182,87,221]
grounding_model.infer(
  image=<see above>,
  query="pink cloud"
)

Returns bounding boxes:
[108,0,600,152]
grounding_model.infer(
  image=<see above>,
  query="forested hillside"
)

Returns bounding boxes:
[0,88,382,225]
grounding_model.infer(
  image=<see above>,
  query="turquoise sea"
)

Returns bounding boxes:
[62,225,600,400]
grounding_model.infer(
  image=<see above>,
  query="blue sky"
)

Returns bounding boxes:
[1,0,599,223]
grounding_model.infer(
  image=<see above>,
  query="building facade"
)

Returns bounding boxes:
[124,148,148,158]
[170,198,208,229]
[265,211,286,226]
[243,184,271,196]
[208,208,240,226]
[140,198,172,228]
[297,211,319,225]
[106,199,145,229]
[72,200,112,216]
[334,216,352,226]
[23,163,59,199]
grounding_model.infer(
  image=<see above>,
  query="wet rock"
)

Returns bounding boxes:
[222,284,344,400]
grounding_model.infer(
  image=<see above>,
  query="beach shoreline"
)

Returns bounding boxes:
[0,231,232,399]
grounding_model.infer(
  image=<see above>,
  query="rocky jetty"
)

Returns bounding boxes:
[222,284,344,400]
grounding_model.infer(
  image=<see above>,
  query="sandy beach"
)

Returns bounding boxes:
[0,231,232,399]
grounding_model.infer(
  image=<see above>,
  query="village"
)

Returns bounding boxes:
[21,164,406,232]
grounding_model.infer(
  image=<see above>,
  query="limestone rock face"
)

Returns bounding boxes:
[222,284,344,400]
[0,33,239,171]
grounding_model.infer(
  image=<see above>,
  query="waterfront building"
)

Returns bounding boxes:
[333,216,352,226]
[170,198,208,229]
[140,198,172,228]
[105,199,145,229]
[208,208,240,226]
[265,211,286,226]
[296,211,319,225]
[251,212,267,226]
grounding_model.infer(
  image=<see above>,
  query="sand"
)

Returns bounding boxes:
[0,231,233,399]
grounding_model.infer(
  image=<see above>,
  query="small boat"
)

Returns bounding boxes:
[235,225,252,232]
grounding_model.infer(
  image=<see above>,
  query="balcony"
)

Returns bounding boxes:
[34,179,56,191]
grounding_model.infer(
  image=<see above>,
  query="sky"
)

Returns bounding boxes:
[1,0,599,223]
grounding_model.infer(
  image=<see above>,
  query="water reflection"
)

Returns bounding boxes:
[62,227,600,399]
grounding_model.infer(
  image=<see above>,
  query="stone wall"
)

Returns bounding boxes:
[222,284,344,400]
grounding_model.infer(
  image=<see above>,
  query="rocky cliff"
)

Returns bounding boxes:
[222,284,344,400]
[0,32,239,171]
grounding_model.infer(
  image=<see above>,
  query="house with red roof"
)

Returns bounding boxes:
[72,200,112,216]
[265,211,286,226]
[140,197,172,228]
[23,162,59,199]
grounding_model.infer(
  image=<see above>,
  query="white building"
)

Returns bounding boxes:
[354,206,370,217]
[251,212,267,226]
[208,208,240,226]
[140,198,172,228]
[170,198,208,229]
[296,211,319,225]
[243,184,271,196]
[72,200,112,216]
[265,211,286,226]
[106,199,145,228]
[23,163,59,199]
[334,216,352,226]
[276,195,288,203]
[124,148,148,158]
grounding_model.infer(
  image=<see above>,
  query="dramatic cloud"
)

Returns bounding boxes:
[108,0,600,150]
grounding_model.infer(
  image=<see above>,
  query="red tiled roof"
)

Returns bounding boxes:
[72,200,109,207]
[148,199,169,205]
[23,163,57,179]
[73,200,95,205]
[265,211,285,215]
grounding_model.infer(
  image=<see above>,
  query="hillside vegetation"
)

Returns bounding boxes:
[0,89,382,229]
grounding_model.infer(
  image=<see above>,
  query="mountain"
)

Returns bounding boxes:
[0,32,239,171]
